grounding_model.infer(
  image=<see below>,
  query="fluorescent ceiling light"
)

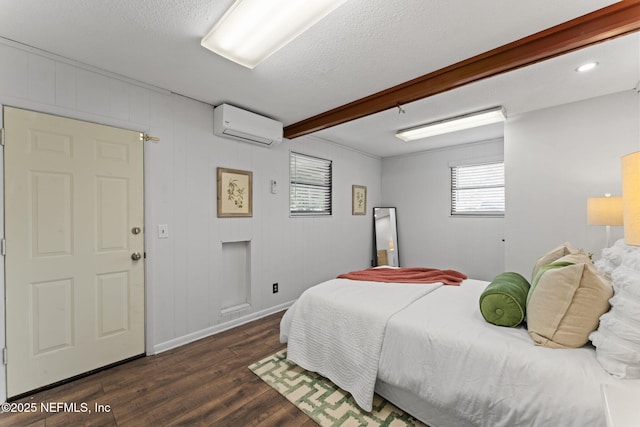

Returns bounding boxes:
[201,0,348,69]
[396,107,506,142]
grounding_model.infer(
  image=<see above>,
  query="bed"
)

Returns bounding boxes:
[280,264,640,426]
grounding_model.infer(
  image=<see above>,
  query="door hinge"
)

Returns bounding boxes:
[0,238,5,256]
[2,348,6,365]
[0,128,4,146]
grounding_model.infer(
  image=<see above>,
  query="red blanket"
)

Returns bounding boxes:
[337,267,467,286]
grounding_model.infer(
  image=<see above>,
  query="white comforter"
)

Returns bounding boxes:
[280,278,442,411]
[281,277,640,426]
[378,279,640,427]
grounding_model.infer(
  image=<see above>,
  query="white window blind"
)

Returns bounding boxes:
[451,162,504,216]
[290,152,332,216]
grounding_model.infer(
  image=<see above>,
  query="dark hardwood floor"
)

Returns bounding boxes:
[0,311,316,426]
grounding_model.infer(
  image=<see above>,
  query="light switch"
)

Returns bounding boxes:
[271,179,278,194]
[158,224,169,239]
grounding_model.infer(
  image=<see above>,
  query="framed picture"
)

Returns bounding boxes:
[217,167,253,217]
[352,185,367,215]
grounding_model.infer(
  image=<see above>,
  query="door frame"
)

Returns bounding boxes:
[0,102,155,402]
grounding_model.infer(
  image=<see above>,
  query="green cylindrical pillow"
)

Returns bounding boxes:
[480,272,531,327]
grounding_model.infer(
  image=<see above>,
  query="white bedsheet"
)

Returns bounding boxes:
[280,278,442,411]
[378,279,640,427]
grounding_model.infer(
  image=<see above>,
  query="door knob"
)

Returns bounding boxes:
[131,252,142,261]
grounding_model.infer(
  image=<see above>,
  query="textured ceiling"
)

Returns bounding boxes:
[0,0,635,157]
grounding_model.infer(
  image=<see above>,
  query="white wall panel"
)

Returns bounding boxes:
[128,84,149,126]
[55,62,77,110]
[168,97,189,342]
[145,90,176,347]
[108,78,131,121]
[0,44,27,99]
[220,241,250,310]
[27,54,55,105]
[76,69,111,117]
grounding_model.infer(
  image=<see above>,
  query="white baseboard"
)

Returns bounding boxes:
[151,300,295,355]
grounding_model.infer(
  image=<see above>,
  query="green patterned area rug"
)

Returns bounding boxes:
[249,350,426,427]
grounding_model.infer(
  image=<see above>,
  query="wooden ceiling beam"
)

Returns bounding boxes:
[284,0,640,139]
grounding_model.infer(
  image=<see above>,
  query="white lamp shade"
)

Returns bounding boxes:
[587,196,623,226]
[623,151,640,246]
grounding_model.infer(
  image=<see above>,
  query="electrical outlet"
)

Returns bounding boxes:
[272,283,279,293]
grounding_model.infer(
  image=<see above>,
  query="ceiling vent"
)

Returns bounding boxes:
[214,103,283,147]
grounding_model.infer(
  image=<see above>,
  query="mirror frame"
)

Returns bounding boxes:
[373,207,400,267]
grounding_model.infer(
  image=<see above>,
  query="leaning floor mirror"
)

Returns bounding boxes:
[373,207,399,267]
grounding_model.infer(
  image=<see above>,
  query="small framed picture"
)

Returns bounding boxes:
[217,167,253,217]
[352,185,367,215]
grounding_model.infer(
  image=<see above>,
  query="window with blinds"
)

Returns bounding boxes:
[451,162,504,216]
[290,152,332,216]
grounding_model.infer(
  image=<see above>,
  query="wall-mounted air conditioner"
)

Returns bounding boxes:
[214,103,283,147]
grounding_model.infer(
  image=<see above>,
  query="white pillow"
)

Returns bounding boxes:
[608,292,640,316]
[597,239,640,276]
[595,313,640,346]
[612,268,640,298]
[590,329,640,378]
[591,249,640,378]
[596,241,625,279]
[621,246,640,272]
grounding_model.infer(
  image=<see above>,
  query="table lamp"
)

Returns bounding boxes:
[622,152,640,246]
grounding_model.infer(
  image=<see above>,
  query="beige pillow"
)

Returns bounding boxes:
[531,242,584,282]
[527,255,612,348]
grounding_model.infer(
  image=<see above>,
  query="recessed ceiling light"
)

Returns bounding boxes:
[576,62,598,73]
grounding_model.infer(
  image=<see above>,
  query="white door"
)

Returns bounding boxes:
[4,107,145,397]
